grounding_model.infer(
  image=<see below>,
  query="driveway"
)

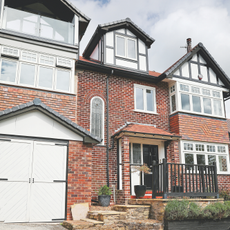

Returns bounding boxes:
[0,223,66,230]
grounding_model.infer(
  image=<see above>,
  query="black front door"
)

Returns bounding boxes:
[143,145,158,190]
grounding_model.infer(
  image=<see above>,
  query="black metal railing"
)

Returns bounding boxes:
[152,159,219,199]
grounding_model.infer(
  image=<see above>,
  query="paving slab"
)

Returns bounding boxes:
[0,223,65,230]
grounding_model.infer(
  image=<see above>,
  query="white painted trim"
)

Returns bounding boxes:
[119,138,123,190]
[134,84,157,113]
[0,0,5,28]
[74,15,79,46]
[90,96,105,145]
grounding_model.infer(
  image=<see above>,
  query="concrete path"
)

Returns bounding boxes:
[0,223,65,230]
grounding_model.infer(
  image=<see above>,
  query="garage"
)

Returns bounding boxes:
[0,139,67,222]
[0,99,101,223]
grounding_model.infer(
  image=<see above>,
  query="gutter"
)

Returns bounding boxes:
[106,69,114,187]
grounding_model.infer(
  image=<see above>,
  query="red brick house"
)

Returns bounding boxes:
[0,0,230,223]
[76,20,230,203]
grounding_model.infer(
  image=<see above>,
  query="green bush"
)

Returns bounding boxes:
[165,200,230,221]
[98,185,112,196]
[220,190,230,201]
[202,202,227,220]
[165,200,189,220]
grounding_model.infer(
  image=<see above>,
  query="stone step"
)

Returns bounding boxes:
[112,204,151,220]
[81,218,104,225]
[87,210,126,225]
[62,220,99,229]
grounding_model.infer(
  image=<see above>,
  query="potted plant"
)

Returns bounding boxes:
[98,185,112,207]
[133,164,151,198]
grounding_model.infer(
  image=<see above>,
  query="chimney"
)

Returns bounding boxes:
[187,38,192,53]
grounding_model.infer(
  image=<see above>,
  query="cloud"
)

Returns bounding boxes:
[71,0,230,117]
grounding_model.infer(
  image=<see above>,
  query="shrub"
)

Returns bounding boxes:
[98,185,112,196]
[187,202,202,219]
[165,200,230,221]
[220,190,230,201]
[202,202,227,220]
[165,200,189,220]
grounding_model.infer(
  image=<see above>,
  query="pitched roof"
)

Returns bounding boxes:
[158,43,230,89]
[83,18,154,58]
[60,0,90,21]
[112,122,181,140]
[0,98,101,144]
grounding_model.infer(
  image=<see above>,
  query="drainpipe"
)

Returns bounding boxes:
[106,69,114,187]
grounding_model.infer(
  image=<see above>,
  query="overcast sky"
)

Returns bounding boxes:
[71,0,230,118]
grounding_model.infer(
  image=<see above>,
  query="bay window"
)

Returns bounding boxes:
[182,141,229,174]
[169,82,225,118]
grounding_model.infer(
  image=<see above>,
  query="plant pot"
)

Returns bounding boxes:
[134,185,146,198]
[98,195,111,207]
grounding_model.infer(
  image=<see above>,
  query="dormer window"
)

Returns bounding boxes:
[116,35,137,60]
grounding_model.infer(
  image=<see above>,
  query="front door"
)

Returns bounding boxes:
[143,145,158,190]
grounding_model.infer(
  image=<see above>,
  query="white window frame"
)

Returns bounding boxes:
[90,96,104,145]
[134,84,157,114]
[170,80,225,118]
[0,58,18,84]
[1,46,20,58]
[115,34,137,60]
[180,140,230,174]
[0,47,73,94]
[18,62,37,87]
[37,65,55,90]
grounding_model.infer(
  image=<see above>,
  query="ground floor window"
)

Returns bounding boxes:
[181,141,229,174]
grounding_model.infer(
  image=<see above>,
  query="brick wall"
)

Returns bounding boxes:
[0,85,76,121]
[170,113,229,144]
[76,69,171,202]
[67,141,93,220]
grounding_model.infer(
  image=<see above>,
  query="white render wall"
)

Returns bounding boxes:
[0,110,83,141]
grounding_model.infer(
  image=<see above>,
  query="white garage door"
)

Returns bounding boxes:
[0,139,67,223]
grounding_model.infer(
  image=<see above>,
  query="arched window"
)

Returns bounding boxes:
[90,97,104,143]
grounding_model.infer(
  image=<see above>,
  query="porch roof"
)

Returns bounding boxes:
[112,123,181,141]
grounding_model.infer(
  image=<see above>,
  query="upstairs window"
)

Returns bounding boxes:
[116,35,137,60]
[134,84,156,113]
[90,97,104,143]
[0,46,73,93]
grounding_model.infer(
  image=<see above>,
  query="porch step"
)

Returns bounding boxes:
[87,210,127,225]
[112,204,150,220]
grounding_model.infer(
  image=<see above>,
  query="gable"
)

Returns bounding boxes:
[173,52,224,87]
[86,19,153,73]
[163,43,230,92]
[0,110,83,141]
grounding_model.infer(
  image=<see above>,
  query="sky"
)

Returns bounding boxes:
[70,0,230,118]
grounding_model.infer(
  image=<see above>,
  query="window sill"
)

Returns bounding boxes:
[0,81,75,95]
[134,109,159,115]
[170,110,225,119]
